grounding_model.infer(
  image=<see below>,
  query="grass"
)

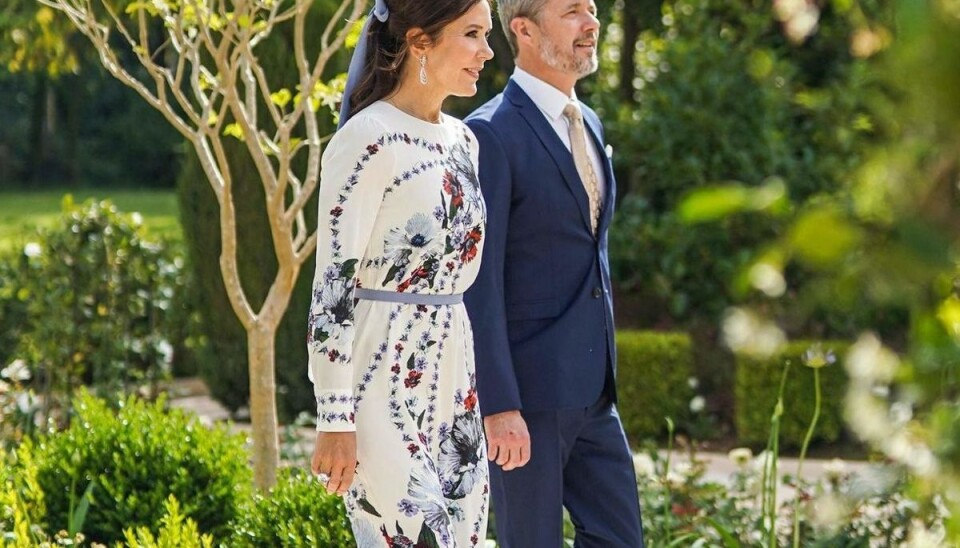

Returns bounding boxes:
[0,189,181,252]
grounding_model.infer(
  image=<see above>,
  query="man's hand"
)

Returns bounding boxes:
[311,431,357,495]
[484,410,531,471]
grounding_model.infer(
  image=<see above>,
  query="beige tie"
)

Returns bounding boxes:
[562,102,601,235]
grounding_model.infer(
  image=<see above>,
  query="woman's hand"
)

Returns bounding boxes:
[311,431,357,495]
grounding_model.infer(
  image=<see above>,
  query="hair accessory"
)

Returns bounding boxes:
[338,0,391,128]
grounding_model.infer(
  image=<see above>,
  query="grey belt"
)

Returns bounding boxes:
[354,288,463,306]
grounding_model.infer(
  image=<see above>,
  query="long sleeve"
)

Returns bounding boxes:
[463,118,523,416]
[308,116,394,432]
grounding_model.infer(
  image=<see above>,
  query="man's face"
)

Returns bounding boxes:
[532,0,600,79]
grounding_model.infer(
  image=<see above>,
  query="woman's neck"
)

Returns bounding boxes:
[386,82,444,124]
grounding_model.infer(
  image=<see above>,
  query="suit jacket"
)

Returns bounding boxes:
[465,80,618,416]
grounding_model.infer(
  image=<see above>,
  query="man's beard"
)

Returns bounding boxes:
[539,33,598,78]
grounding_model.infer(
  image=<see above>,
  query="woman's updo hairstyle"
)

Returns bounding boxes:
[348,0,483,116]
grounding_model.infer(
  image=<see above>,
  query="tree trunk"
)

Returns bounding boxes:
[247,322,280,489]
[28,73,48,182]
[619,0,640,104]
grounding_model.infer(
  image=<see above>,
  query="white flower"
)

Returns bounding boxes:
[811,493,849,533]
[672,460,694,478]
[844,389,890,442]
[1,359,30,382]
[748,262,786,297]
[310,279,353,342]
[633,453,656,478]
[689,395,705,413]
[15,391,37,414]
[384,213,443,262]
[23,242,42,258]
[728,447,753,467]
[905,520,947,548]
[722,308,785,358]
[889,401,913,426]
[773,0,820,43]
[823,458,847,482]
[664,470,685,488]
[156,340,174,365]
[687,376,699,390]
[407,459,452,542]
[846,333,899,383]
[885,431,939,477]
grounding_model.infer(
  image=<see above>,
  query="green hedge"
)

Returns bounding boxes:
[616,331,695,443]
[735,341,850,448]
[33,392,251,544]
[228,467,354,547]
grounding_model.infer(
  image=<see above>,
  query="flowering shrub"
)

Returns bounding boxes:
[634,447,944,546]
[0,197,198,432]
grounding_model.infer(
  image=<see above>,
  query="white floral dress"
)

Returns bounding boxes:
[307,101,489,547]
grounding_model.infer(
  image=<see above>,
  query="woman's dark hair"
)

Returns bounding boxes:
[349,0,483,115]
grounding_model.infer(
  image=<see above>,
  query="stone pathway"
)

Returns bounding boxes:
[164,377,872,489]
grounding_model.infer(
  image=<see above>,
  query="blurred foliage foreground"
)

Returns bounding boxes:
[675,0,960,542]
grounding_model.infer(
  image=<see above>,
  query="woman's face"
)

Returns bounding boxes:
[420,1,495,98]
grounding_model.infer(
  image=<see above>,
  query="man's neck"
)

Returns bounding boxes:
[514,57,576,97]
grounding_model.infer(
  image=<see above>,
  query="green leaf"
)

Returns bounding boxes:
[68,479,95,535]
[704,517,742,548]
[340,259,358,280]
[788,209,863,268]
[417,522,441,548]
[357,497,381,517]
[270,89,292,109]
[345,18,365,49]
[678,184,749,223]
[223,123,244,141]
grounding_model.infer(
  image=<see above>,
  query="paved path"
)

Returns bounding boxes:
[165,377,872,489]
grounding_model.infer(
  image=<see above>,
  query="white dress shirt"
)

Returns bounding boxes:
[511,67,606,203]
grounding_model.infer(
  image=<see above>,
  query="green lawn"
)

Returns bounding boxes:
[0,189,181,252]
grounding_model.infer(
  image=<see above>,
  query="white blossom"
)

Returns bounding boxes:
[1,359,30,382]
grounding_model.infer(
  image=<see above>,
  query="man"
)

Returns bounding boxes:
[464,0,645,546]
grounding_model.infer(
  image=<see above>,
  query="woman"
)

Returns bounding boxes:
[307,0,494,545]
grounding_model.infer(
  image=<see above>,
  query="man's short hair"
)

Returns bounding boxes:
[497,0,550,57]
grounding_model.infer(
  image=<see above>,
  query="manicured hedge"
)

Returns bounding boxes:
[735,340,850,448]
[228,467,354,547]
[616,331,695,443]
[33,392,251,544]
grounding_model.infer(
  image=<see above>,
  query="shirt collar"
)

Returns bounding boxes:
[511,66,578,122]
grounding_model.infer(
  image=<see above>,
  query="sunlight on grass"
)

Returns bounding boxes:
[0,190,181,252]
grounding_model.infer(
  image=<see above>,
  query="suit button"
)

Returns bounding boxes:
[592,287,602,299]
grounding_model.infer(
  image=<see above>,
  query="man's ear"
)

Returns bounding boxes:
[510,17,536,48]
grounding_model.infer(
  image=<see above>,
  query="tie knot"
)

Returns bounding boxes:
[563,102,583,125]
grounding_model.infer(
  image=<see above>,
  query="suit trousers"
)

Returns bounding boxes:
[489,395,645,547]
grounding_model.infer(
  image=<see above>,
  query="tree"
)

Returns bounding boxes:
[43,0,364,488]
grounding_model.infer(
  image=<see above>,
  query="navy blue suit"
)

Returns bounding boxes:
[465,80,644,547]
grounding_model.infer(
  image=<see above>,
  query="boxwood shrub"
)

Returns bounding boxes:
[32,392,251,544]
[616,330,695,444]
[735,340,850,448]
[228,467,354,547]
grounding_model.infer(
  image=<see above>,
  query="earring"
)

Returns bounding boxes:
[419,54,428,85]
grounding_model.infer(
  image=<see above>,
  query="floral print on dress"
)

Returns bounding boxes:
[307,102,488,546]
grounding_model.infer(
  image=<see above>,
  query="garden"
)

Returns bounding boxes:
[1,0,959,545]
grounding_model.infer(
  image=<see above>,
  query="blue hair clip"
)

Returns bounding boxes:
[338,0,391,128]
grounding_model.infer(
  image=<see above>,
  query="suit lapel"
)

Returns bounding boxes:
[505,82,594,236]
[582,109,616,235]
